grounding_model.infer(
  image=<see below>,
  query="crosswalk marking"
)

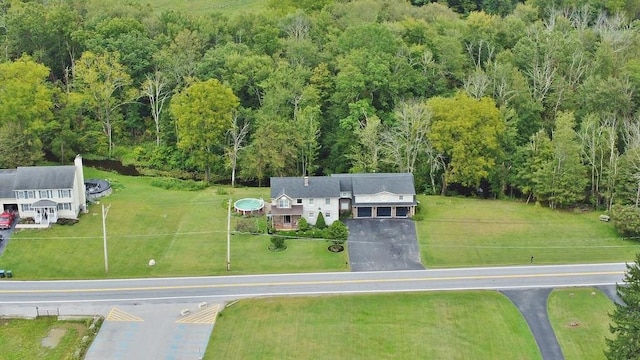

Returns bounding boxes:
[176,304,220,324]
[106,307,144,322]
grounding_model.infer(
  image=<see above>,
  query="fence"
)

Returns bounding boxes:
[35,306,60,318]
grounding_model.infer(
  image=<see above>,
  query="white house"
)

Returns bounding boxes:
[270,173,416,230]
[0,155,87,226]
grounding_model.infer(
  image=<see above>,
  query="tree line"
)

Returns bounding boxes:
[1,0,640,213]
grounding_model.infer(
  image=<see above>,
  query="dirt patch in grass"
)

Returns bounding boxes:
[41,327,67,348]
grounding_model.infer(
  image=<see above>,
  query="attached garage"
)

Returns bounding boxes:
[357,207,372,217]
[396,207,409,217]
[376,207,392,217]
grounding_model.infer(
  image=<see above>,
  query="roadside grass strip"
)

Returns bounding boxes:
[105,307,144,322]
[205,292,541,359]
[177,305,220,324]
[548,287,614,360]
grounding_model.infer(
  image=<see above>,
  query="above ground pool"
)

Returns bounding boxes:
[85,179,112,199]
[234,198,264,215]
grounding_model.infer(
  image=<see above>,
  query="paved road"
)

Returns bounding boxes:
[0,263,626,308]
[0,263,628,360]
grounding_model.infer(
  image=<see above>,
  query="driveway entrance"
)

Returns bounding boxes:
[345,218,425,271]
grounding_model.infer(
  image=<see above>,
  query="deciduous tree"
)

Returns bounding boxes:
[169,79,239,182]
[428,92,504,193]
[73,51,137,157]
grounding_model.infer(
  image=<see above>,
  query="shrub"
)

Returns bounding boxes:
[315,212,327,229]
[270,236,286,250]
[149,177,207,191]
[235,217,260,234]
[326,220,348,243]
[611,204,640,237]
[298,217,310,232]
[412,213,424,221]
[56,218,79,226]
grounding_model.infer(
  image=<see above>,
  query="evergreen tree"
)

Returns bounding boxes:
[315,212,327,229]
[606,252,640,359]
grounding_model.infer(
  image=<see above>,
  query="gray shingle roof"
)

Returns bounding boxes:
[271,173,416,199]
[0,170,16,198]
[13,165,76,190]
[270,177,340,199]
[332,173,415,195]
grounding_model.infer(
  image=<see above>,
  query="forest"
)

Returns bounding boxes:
[1,0,640,214]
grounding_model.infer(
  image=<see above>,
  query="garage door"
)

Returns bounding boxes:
[396,207,409,217]
[377,207,392,217]
[357,207,372,217]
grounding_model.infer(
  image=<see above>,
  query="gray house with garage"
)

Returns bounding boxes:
[270,173,417,230]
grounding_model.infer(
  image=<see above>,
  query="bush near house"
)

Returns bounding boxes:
[276,219,349,243]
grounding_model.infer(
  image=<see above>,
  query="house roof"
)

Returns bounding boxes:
[332,173,416,195]
[13,165,76,190]
[270,176,340,199]
[32,199,58,207]
[270,173,416,199]
[0,170,16,199]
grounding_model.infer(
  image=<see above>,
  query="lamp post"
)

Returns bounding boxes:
[102,204,111,274]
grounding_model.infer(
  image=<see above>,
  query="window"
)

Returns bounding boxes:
[21,204,33,212]
[39,190,53,199]
[26,191,35,199]
[325,198,330,205]
[309,199,314,205]
[57,203,71,211]
[296,199,302,204]
[278,197,290,208]
[17,191,24,199]
[58,189,71,198]
[399,195,404,200]
[325,212,331,218]
[308,212,315,218]
[340,191,349,198]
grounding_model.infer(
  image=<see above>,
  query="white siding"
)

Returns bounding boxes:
[302,197,340,225]
[354,192,413,204]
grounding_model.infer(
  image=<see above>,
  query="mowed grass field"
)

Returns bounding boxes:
[0,168,347,279]
[87,0,267,16]
[206,291,542,360]
[548,288,616,360]
[417,196,639,267]
[2,170,637,279]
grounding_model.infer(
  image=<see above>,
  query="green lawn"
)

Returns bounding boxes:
[0,317,95,360]
[548,288,615,360]
[417,196,639,267]
[87,0,267,17]
[205,291,541,360]
[0,168,347,279]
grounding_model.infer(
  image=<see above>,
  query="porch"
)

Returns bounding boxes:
[32,199,58,226]
[270,205,303,230]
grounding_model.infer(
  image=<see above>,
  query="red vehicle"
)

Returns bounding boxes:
[0,211,15,230]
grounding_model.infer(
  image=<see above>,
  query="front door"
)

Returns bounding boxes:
[284,215,291,225]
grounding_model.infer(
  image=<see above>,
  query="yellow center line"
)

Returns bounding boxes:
[0,271,623,294]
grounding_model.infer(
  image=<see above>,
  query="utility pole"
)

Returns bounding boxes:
[102,204,111,274]
[227,198,231,271]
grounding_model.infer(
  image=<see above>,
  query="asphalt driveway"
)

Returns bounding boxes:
[345,218,425,271]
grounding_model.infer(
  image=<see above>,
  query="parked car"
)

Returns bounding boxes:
[0,211,15,230]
